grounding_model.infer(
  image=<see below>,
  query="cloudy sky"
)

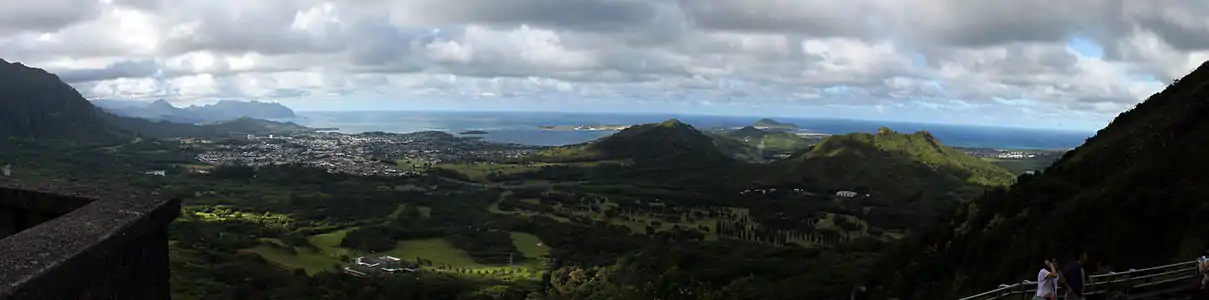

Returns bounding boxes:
[2,0,1207,131]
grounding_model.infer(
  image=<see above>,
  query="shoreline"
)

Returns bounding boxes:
[537,125,631,131]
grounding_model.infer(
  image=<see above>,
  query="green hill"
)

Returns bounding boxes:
[530,119,741,188]
[536,119,733,165]
[771,127,1014,186]
[871,60,1209,298]
[721,126,816,153]
[762,128,1014,223]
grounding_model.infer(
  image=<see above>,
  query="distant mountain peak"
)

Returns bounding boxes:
[183,100,296,121]
[148,99,176,108]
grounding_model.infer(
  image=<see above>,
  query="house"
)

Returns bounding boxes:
[144,170,167,176]
[347,255,421,277]
[835,191,859,198]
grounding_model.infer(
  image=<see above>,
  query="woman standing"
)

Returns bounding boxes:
[1035,258,1060,300]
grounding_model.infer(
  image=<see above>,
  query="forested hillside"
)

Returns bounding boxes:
[871,60,1209,298]
[0,59,110,138]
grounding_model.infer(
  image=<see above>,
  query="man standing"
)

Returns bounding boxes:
[1061,250,1089,300]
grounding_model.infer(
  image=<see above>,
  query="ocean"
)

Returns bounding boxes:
[293,111,1093,150]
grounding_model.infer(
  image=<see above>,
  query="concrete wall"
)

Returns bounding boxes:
[0,187,92,239]
[0,179,180,300]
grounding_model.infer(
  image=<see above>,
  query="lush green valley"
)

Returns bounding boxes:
[8,56,1183,300]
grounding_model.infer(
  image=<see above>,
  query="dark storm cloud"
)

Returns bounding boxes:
[678,0,873,37]
[157,4,347,56]
[0,0,102,34]
[56,60,160,83]
[1135,18,1209,51]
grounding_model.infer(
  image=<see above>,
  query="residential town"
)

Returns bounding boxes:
[957,147,1060,160]
[191,131,545,177]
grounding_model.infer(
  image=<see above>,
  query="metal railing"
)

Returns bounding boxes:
[958,261,1199,300]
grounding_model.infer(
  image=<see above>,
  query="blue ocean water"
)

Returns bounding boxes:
[294,111,1093,150]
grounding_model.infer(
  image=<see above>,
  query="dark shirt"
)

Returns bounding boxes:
[851,288,868,300]
[1060,262,1085,296]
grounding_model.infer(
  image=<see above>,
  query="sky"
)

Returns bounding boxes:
[1,1,1208,131]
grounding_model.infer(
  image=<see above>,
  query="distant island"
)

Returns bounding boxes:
[538,125,632,131]
[458,130,489,135]
[753,118,800,130]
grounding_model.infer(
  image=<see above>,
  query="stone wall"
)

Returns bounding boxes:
[0,179,180,300]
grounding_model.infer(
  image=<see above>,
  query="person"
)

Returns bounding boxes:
[850,284,868,300]
[1061,250,1089,300]
[1035,257,1060,300]
[1198,250,1209,290]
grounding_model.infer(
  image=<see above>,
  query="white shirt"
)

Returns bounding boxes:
[1036,268,1057,297]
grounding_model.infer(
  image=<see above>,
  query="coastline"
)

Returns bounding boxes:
[538,125,631,131]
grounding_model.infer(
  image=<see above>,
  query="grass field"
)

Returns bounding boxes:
[384,238,483,268]
[238,228,360,275]
[308,227,357,256]
[240,246,343,275]
[509,232,549,258]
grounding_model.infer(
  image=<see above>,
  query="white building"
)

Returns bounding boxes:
[835,191,859,198]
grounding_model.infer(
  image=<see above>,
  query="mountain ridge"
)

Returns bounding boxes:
[92,99,297,124]
[0,59,318,140]
[871,60,1209,299]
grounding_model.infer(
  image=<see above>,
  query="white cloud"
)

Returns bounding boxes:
[2,0,1208,130]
